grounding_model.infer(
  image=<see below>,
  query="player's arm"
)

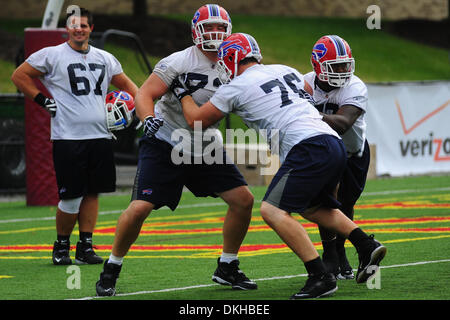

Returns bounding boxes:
[110,72,139,98]
[11,62,57,117]
[135,73,167,121]
[135,73,167,138]
[321,104,362,135]
[11,62,44,100]
[180,96,225,130]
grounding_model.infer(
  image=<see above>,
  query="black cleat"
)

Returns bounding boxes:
[337,268,355,280]
[290,273,337,299]
[96,260,122,296]
[336,251,355,280]
[356,235,387,283]
[52,241,72,265]
[75,240,103,265]
[212,258,257,290]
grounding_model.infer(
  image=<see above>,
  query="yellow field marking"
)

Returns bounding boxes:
[0,226,54,235]
[380,234,450,244]
[0,275,14,279]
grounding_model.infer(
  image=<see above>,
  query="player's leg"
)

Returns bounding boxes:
[187,151,257,290]
[96,136,184,296]
[111,200,154,258]
[212,185,257,290]
[53,204,79,265]
[261,136,347,299]
[76,139,116,264]
[75,194,103,264]
[218,185,253,255]
[260,201,337,299]
[52,140,86,265]
[335,140,371,279]
[302,206,386,284]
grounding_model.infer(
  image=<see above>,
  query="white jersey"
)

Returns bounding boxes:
[26,42,123,140]
[303,71,368,156]
[152,46,223,156]
[210,64,340,163]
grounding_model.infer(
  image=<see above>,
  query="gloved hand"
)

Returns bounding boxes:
[170,74,191,101]
[34,93,57,117]
[143,115,164,138]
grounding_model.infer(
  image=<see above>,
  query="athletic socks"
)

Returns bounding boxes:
[219,252,238,264]
[348,228,372,253]
[57,234,70,245]
[304,256,327,277]
[108,254,124,266]
[79,232,93,244]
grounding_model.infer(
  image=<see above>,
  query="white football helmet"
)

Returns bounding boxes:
[105,91,135,131]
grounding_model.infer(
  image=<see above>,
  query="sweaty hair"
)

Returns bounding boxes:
[66,7,93,26]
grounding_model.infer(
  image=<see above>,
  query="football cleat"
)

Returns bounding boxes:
[52,240,72,265]
[336,253,355,280]
[212,258,257,290]
[96,260,122,296]
[356,235,387,283]
[290,273,338,299]
[75,240,103,265]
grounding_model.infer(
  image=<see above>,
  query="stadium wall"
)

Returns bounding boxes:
[2,0,448,20]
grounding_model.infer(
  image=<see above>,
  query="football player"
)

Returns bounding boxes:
[174,33,386,299]
[96,5,257,296]
[11,7,138,266]
[304,35,370,280]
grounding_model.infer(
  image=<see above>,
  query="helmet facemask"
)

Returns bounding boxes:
[319,58,355,87]
[216,59,233,84]
[193,20,231,51]
[106,91,135,131]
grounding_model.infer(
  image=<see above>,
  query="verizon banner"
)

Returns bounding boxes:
[366,81,450,176]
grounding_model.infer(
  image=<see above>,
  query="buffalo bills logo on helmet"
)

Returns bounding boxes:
[218,40,244,59]
[312,43,327,61]
[192,11,200,24]
[111,91,131,101]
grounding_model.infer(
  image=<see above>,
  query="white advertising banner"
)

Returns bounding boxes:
[366,81,450,176]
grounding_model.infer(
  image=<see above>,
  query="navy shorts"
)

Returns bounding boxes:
[132,136,247,210]
[263,134,347,213]
[338,139,370,216]
[52,139,116,199]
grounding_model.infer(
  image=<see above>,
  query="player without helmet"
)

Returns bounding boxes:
[192,4,232,51]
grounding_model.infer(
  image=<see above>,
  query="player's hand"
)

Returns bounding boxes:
[34,93,57,117]
[170,74,191,101]
[143,115,163,138]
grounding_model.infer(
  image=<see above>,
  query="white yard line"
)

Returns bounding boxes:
[72,259,450,300]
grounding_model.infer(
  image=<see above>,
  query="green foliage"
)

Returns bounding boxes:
[1,16,449,94]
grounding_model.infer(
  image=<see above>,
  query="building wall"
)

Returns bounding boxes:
[2,0,448,20]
